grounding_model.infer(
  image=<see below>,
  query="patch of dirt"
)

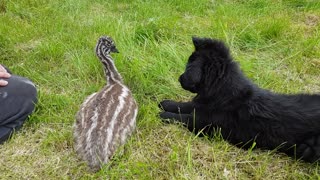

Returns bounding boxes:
[311,58,320,68]
[305,14,320,27]
[0,1,6,13]
[15,39,42,52]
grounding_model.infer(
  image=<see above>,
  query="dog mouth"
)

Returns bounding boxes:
[179,76,198,93]
[186,86,197,93]
[182,85,197,93]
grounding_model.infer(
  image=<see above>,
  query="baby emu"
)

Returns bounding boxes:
[73,36,138,172]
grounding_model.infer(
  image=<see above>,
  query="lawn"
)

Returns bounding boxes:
[0,0,320,179]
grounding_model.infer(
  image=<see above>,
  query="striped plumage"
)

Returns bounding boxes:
[73,36,138,172]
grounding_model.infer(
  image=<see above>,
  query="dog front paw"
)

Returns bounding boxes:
[159,111,179,124]
[159,111,173,119]
[159,112,173,124]
[158,100,176,110]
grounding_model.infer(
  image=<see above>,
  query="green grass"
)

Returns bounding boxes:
[0,0,320,179]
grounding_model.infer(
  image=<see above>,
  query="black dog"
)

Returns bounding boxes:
[159,37,320,162]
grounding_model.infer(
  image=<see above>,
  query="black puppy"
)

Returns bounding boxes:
[159,37,320,162]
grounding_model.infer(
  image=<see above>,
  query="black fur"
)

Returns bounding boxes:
[159,37,320,162]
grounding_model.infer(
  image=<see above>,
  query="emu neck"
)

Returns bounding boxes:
[96,49,122,84]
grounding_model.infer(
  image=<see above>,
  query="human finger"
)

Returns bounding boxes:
[0,79,8,86]
[0,65,7,72]
[0,72,11,78]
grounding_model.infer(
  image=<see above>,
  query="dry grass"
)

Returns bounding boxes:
[1,123,318,179]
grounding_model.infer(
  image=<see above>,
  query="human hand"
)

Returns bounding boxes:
[0,65,11,86]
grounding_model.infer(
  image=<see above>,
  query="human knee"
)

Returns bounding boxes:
[5,75,37,101]
[0,75,38,116]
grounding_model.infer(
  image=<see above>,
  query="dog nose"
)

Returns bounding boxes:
[178,75,182,82]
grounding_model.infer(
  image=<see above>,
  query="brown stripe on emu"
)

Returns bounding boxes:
[73,36,138,172]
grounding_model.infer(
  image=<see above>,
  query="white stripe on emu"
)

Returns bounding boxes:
[103,87,129,158]
[81,93,97,127]
[119,100,136,144]
[85,107,99,157]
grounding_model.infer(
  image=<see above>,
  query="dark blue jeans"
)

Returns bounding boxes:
[0,68,37,144]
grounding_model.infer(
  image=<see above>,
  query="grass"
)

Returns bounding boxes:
[0,0,320,179]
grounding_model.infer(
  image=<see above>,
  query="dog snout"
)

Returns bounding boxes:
[179,74,185,83]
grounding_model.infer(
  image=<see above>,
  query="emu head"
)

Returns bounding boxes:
[97,36,119,55]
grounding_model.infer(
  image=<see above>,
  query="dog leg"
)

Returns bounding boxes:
[296,135,320,162]
[160,112,193,128]
[159,100,194,114]
[159,111,211,135]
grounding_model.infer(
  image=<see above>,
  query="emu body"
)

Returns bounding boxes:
[74,36,138,171]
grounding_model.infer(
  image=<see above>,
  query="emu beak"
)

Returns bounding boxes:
[112,46,119,53]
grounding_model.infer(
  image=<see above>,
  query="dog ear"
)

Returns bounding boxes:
[192,36,231,60]
[192,36,203,51]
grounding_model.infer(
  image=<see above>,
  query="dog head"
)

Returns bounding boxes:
[179,37,232,94]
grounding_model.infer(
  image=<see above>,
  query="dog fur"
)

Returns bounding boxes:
[159,37,320,162]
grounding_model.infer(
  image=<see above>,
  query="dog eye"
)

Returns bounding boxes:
[188,57,196,63]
